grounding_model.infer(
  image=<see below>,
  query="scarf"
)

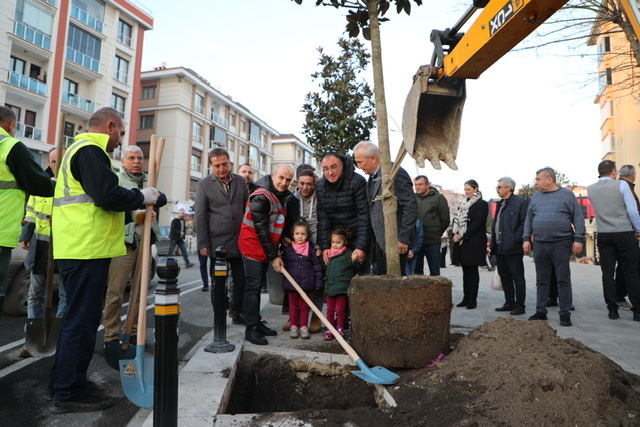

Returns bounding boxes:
[329,247,346,258]
[122,170,145,189]
[292,241,309,256]
[452,191,482,245]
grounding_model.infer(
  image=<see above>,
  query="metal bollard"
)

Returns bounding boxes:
[205,246,235,353]
[154,257,181,427]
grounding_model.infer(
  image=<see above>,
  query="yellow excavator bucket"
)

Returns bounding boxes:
[402,65,465,170]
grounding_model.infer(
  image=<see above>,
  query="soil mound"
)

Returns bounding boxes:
[296,317,640,426]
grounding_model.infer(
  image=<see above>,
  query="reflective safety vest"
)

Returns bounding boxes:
[25,194,53,241]
[52,134,125,259]
[0,131,25,248]
[238,188,286,261]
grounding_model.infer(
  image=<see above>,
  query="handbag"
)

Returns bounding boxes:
[490,269,502,291]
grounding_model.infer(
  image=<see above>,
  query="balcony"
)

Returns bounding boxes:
[44,0,56,5]
[8,71,47,96]
[62,91,96,113]
[63,135,75,147]
[15,122,43,141]
[194,105,204,115]
[66,47,100,72]
[117,32,132,47]
[212,113,228,128]
[113,70,128,84]
[192,140,204,151]
[13,21,51,51]
[71,4,104,32]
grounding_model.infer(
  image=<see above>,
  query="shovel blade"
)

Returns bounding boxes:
[119,345,154,408]
[104,340,136,371]
[25,318,60,357]
[351,359,400,385]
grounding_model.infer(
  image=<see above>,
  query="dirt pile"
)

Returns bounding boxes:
[293,317,640,426]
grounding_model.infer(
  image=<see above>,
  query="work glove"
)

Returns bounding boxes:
[140,187,160,204]
[132,209,156,224]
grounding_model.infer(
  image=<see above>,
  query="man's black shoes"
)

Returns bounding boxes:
[245,327,268,345]
[495,304,514,312]
[256,321,277,336]
[49,391,113,414]
[608,306,619,320]
[510,307,525,315]
[559,314,572,327]
[528,312,547,321]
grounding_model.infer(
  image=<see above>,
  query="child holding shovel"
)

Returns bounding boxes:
[281,220,323,339]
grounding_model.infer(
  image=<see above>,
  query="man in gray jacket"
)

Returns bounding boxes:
[354,141,417,275]
[195,148,249,324]
[588,160,640,321]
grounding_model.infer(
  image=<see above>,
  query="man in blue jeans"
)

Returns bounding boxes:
[238,164,293,345]
[523,167,585,327]
[414,175,450,276]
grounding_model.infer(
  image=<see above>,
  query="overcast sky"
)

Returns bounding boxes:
[141,1,601,194]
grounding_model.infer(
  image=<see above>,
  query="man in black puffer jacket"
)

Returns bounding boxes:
[316,153,370,269]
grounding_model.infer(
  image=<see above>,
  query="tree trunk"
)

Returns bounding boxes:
[367,0,401,275]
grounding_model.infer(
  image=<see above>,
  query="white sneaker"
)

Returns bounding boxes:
[289,325,299,339]
[300,327,310,339]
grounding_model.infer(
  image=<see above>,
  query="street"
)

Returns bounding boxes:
[0,262,211,426]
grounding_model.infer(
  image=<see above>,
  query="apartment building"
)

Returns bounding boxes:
[271,133,317,173]
[1,0,153,165]
[138,66,278,224]
[590,5,640,165]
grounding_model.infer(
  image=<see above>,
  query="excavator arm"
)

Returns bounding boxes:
[403,0,636,170]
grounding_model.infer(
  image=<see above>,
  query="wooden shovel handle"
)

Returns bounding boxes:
[281,267,361,363]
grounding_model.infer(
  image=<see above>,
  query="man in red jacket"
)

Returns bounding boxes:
[239,164,293,345]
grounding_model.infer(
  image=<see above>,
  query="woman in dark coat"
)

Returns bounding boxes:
[451,180,489,309]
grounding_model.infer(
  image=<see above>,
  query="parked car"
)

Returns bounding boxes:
[3,245,158,316]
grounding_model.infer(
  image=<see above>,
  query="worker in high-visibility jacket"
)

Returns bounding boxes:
[0,106,54,318]
[47,107,160,414]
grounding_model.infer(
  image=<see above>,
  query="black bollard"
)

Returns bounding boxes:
[154,257,181,427]
[205,246,235,353]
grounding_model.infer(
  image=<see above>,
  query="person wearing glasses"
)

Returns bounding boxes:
[315,153,370,270]
[490,177,528,316]
[523,167,585,327]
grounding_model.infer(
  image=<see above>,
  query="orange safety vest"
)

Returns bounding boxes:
[238,188,286,261]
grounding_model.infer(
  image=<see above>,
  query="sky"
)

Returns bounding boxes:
[140,1,602,194]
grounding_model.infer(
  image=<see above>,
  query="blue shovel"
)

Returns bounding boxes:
[120,135,159,408]
[281,268,400,385]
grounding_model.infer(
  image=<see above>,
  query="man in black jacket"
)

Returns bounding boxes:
[316,153,369,268]
[491,177,528,315]
[169,209,193,268]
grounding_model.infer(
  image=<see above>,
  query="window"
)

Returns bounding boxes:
[10,56,26,74]
[191,154,201,172]
[14,0,54,49]
[67,24,101,72]
[141,85,156,99]
[113,55,129,83]
[117,19,132,46]
[111,93,125,115]
[598,67,613,93]
[64,78,78,94]
[597,36,611,62]
[192,122,202,142]
[140,114,154,129]
[71,0,104,32]
[194,94,204,114]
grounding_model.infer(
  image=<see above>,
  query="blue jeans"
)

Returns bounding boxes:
[242,256,267,328]
[168,238,190,265]
[419,243,441,276]
[49,258,110,401]
[533,240,573,316]
[27,272,67,318]
[496,253,526,308]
